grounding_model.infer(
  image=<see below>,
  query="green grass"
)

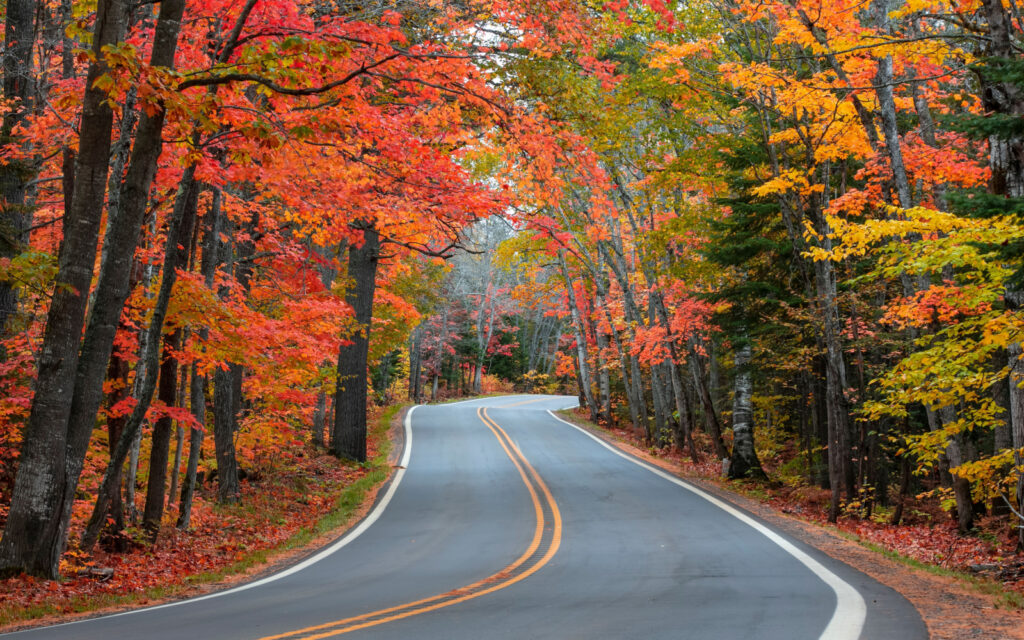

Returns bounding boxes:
[0,403,408,630]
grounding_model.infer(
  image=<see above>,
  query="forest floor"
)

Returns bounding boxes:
[555,408,1024,640]
[0,403,407,632]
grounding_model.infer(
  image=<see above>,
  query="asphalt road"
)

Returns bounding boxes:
[7,394,926,639]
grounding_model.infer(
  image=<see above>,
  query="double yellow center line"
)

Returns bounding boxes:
[258,407,562,640]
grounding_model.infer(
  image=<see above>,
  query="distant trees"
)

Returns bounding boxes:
[491,0,1024,540]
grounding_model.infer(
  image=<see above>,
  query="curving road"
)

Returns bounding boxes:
[6,395,926,639]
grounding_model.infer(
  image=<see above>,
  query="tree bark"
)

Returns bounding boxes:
[558,251,598,421]
[409,325,424,402]
[176,189,223,526]
[592,298,613,424]
[689,345,730,460]
[167,364,188,509]
[103,346,130,536]
[213,363,240,503]
[0,0,38,335]
[80,155,200,551]
[979,0,1024,544]
[728,342,766,479]
[1009,343,1024,544]
[473,278,496,394]
[596,241,651,435]
[332,225,380,462]
[0,0,130,578]
[811,243,854,521]
[600,295,642,432]
[142,330,181,538]
[649,361,670,446]
[652,295,699,461]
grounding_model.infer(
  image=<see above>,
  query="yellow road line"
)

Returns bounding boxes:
[257,408,561,640]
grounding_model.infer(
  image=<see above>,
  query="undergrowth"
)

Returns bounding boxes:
[0,403,405,630]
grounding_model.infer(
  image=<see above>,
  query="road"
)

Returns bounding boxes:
[7,394,926,639]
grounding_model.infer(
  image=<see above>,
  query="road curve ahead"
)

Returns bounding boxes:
[6,395,926,640]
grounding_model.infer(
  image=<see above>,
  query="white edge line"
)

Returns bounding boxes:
[546,409,866,640]
[13,406,417,634]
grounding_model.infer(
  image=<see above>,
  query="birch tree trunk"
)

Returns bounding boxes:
[728,342,765,479]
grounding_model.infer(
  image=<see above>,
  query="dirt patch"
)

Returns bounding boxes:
[559,412,1024,640]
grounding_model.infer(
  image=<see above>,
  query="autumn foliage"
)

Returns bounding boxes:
[2,0,1024,614]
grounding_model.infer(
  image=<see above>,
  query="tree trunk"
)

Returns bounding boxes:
[125,430,143,524]
[0,0,130,578]
[814,254,854,522]
[168,365,188,509]
[80,142,200,551]
[592,303,612,425]
[890,453,911,526]
[1009,343,1024,544]
[803,194,856,522]
[213,363,240,503]
[312,392,327,447]
[103,347,130,536]
[978,0,1024,544]
[728,342,765,480]
[811,356,830,488]
[558,252,599,421]
[332,225,380,462]
[874,52,913,210]
[473,281,496,395]
[939,407,975,532]
[652,295,699,461]
[649,362,670,446]
[209,208,256,504]
[57,0,190,556]
[177,363,205,529]
[690,346,729,460]
[142,330,181,538]
[176,189,223,526]
[597,237,651,436]
[600,298,642,432]
[409,326,423,402]
[0,0,39,335]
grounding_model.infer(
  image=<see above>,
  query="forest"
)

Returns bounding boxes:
[0,0,1023,614]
